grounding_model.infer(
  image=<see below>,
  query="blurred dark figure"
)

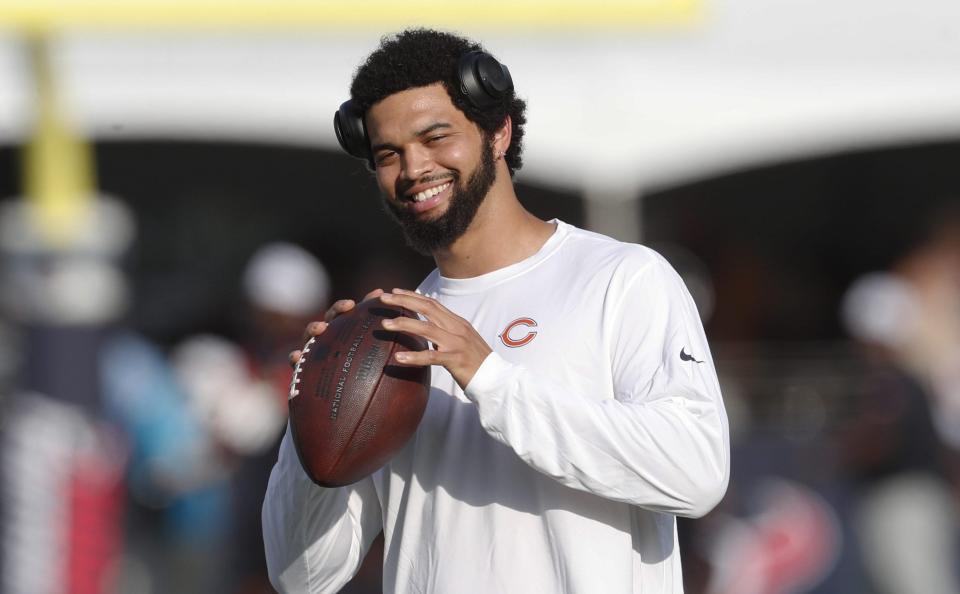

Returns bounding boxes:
[701,477,841,594]
[173,242,331,594]
[99,241,330,594]
[0,198,133,594]
[839,208,960,594]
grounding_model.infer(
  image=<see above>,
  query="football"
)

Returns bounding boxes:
[287,298,430,487]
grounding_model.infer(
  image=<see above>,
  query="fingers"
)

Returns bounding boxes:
[378,289,492,388]
[386,324,490,388]
[392,348,443,367]
[293,290,383,369]
[295,319,328,368]
[324,299,357,322]
[384,288,434,307]
[321,289,383,323]
[362,288,384,302]
[380,289,455,325]
[382,315,448,345]
[301,321,328,342]
[391,288,419,297]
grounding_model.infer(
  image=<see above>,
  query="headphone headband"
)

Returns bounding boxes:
[334,51,513,161]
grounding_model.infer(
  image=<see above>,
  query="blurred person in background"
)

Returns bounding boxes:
[884,207,960,449]
[230,241,333,594]
[103,240,329,594]
[1,197,132,594]
[839,205,960,594]
[102,328,225,594]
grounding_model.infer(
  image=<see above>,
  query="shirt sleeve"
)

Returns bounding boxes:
[262,425,383,593]
[464,253,729,518]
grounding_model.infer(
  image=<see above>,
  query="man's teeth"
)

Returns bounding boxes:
[411,182,450,202]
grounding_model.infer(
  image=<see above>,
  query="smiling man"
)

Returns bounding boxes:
[263,29,729,594]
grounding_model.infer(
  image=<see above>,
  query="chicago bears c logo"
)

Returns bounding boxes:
[499,317,538,348]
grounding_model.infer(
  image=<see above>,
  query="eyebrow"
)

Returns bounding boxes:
[415,122,452,137]
[370,122,453,154]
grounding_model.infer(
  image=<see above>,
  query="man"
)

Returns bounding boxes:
[263,28,729,593]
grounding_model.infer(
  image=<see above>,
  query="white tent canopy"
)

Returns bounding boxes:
[1,0,959,197]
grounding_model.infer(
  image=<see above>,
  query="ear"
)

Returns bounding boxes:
[492,115,512,160]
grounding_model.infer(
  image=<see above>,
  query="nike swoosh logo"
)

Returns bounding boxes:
[680,348,704,363]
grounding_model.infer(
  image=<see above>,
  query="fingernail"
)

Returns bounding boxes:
[395,352,409,362]
[382,319,395,328]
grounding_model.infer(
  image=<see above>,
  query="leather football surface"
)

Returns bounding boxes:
[288,299,430,487]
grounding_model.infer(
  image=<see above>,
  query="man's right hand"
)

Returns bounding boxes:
[288,289,385,367]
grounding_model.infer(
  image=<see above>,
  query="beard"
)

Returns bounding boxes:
[383,139,497,256]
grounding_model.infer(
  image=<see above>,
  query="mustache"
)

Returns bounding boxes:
[396,173,457,196]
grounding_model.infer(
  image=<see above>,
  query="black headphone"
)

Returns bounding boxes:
[333,50,513,161]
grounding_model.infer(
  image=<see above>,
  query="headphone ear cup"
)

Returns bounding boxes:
[334,100,371,160]
[458,51,513,109]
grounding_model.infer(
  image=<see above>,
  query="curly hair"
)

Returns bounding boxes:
[349,28,527,175]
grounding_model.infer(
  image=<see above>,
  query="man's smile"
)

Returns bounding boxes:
[400,179,454,214]
[410,181,451,203]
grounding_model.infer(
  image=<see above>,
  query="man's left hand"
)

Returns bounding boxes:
[379,289,492,389]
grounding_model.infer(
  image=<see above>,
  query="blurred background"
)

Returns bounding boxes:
[1,0,960,593]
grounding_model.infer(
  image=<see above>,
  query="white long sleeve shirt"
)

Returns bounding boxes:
[263,220,729,593]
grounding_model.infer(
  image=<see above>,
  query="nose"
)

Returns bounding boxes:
[399,143,433,181]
